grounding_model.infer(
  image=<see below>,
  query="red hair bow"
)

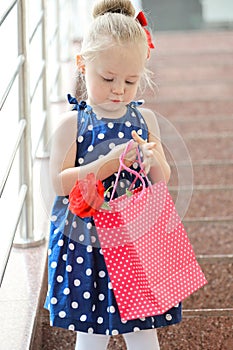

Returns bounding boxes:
[136,11,155,49]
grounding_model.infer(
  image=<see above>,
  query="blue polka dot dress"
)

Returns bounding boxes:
[44,95,182,335]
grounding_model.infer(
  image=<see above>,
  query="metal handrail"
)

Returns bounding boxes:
[29,10,44,43]
[0,0,18,26]
[0,0,69,284]
[0,119,26,198]
[0,55,25,111]
[0,184,27,286]
[30,60,45,102]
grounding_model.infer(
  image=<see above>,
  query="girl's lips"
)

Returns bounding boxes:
[111,99,121,103]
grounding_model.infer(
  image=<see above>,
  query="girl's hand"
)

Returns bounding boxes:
[109,141,138,168]
[131,130,157,174]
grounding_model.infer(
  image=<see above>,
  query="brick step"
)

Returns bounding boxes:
[157,310,233,350]
[153,52,233,67]
[154,62,233,83]
[145,100,233,118]
[183,256,233,310]
[155,31,233,55]
[161,116,233,136]
[163,134,233,162]
[170,187,233,218]
[184,219,233,255]
[157,82,233,102]
[169,162,233,187]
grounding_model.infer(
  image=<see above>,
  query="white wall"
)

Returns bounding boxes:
[202,0,233,22]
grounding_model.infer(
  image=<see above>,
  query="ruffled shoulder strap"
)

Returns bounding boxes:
[67,94,88,111]
[129,100,145,108]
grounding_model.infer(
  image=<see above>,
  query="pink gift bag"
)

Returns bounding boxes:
[94,142,207,321]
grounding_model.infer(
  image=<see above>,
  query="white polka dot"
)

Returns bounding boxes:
[57,275,63,283]
[88,145,94,152]
[99,294,105,301]
[51,215,57,222]
[137,129,143,135]
[51,261,57,268]
[88,327,94,334]
[78,158,84,164]
[109,306,115,313]
[108,122,114,129]
[133,327,140,332]
[68,324,75,331]
[51,297,57,305]
[66,265,72,272]
[79,234,85,242]
[48,249,52,256]
[58,239,64,246]
[72,221,77,228]
[112,330,119,335]
[87,222,92,229]
[62,198,69,205]
[83,291,91,299]
[86,268,92,276]
[88,125,93,131]
[166,314,172,321]
[125,121,131,127]
[78,136,84,143]
[59,311,66,318]
[99,271,106,278]
[91,236,96,243]
[71,302,79,309]
[109,142,115,149]
[92,304,96,312]
[118,132,124,138]
[63,288,70,295]
[62,254,67,261]
[108,282,113,289]
[97,317,103,324]
[69,243,75,250]
[74,279,81,286]
[87,245,93,253]
[98,133,105,139]
[80,314,87,322]
[76,256,84,264]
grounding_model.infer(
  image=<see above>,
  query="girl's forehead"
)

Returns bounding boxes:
[92,42,146,73]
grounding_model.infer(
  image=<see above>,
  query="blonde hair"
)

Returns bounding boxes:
[76,0,154,99]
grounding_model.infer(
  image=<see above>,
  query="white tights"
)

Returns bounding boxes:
[75,329,160,350]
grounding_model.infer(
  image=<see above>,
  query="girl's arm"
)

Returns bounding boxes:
[132,108,171,184]
[50,111,138,196]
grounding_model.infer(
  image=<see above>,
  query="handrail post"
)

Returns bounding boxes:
[14,0,44,248]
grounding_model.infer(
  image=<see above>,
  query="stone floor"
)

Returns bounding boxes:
[33,30,233,349]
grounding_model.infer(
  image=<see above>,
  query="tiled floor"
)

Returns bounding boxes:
[32,30,233,349]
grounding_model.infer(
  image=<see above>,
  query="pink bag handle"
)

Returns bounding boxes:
[110,140,151,201]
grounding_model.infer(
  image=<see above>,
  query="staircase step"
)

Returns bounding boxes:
[157,311,233,350]
[163,117,233,136]
[184,219,233,255]
[145,100,233,118]
[170,187,233,218]
[170,163,233,187]
[184,256,233,310]
[164,134,233,162]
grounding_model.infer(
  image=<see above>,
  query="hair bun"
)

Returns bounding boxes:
[93,0,135,18]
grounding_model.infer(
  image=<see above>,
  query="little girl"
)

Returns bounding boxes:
[45,1,182,349]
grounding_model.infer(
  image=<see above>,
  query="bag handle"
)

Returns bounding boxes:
[110,140,151,201]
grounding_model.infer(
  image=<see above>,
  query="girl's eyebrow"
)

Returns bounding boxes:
[106,71,140,78]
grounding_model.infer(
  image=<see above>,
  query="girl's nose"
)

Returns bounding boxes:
[112,80,124,95]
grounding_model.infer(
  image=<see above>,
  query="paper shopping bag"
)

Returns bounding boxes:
[93,143,207,321]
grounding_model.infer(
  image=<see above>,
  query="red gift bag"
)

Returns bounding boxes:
[94,142,207,321]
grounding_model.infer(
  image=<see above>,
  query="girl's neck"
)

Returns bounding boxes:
[86,100,127,119]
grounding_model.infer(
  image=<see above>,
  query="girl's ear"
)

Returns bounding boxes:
[76,55,86,74]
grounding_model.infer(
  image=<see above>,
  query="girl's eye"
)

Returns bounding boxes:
[102,77,113,82]
[126,81,136,85]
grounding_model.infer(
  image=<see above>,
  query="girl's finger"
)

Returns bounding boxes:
[131,130,146,144]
